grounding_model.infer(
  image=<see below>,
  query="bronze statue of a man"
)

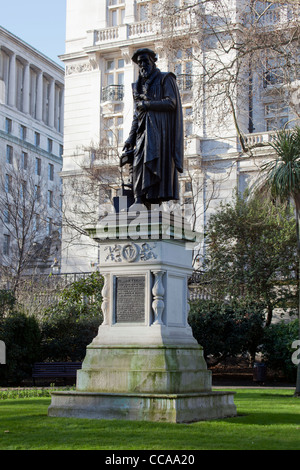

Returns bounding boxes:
[121,48,184,207]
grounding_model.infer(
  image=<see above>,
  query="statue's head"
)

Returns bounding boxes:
[132,48,157,79]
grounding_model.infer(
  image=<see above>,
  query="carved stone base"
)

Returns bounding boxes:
[76,345,212,394]
[48,390,237,423]
[48,211,237,422]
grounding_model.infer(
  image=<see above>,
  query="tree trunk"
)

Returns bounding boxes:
[265,303,273,327]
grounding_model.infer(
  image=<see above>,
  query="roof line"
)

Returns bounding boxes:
[0,25,65,71]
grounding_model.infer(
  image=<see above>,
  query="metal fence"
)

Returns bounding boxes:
[13,272,93,317]
[2,270,209,317]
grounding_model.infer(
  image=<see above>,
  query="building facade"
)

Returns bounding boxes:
[0,27,64,281]
[60,0,300,272]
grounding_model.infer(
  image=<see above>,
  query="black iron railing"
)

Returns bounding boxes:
[102,85,124,102]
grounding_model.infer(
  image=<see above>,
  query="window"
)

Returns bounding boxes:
[185,121,193,137]
[138,3,148,21]
[102,58,125,101]
[55,85,63,132]
[184,107,193,137]
[266,116,289,131]
[35,185,41,201]
[4,206,10,224]
[239,173,251,195]
[264,55,285,87]
[59,145,64,158]
[108,0,125,26]
[35,132,40,147]
[5,118,12,134]
[6,145,13,164]
[21,152,28,170]
[48,190,53,208]
[43,77,50,125]
[34,214,40,232]
[136,1,158,21]
[5,174,12,193]
[104,115,124,147]
[20,125,27,141]
[105,59,124,86]
[265,102,289,131]
[47,218,52,235]
[20,180,27,200]
[185,181,192,193]
[48,163,54,181]
[99,186,112,203]
[1,50,10,104]
[35,158,41,176]
[48,138,53,154]
[173,49,193,92]
[3,235,10,256]
[16,60,24,112]
[29,68,38,119]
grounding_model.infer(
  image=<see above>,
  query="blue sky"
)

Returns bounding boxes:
[1,0,66,67]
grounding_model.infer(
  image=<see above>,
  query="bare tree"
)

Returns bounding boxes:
[152,0,300,154]
[60,133,127,269]
[0,152,61,292]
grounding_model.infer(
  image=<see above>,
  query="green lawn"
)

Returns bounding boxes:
[0,389,299,450]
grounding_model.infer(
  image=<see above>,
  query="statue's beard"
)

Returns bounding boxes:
[140,65,154,79]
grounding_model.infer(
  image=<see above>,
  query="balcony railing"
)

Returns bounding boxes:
[92,12,193,45]
[244,131,276,148]
[102,85,124,102]
[94,27,119,44]
[176,74,193,92]
[258,6,299,26]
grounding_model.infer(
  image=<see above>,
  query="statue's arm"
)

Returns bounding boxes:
[143,97,176,112]
[139,74,177,112]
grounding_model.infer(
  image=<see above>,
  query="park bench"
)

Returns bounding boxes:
[32,362,82,385]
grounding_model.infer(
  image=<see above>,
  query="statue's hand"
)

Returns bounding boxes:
[123,140,134,152]
[136,101,146,112]
[176,165,184,174]
[136,101,150,113]
[121,141,134,167]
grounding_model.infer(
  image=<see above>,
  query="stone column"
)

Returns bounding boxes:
[152,270,165,325]
[60,88,64,133]
[124,0,135,23]
[8,53,16,107]
[49,78,55,128]
[54,85,59,130]
[23,62,30,114]
[36,70,43,121]
[101,273,110,326]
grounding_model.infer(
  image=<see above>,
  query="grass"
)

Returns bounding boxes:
[0,388,299,450]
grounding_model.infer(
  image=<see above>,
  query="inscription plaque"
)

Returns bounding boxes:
[115,276,145,323]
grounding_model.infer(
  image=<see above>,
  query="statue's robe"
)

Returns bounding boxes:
[127,69,184,204]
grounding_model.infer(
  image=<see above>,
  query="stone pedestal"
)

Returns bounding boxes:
[48,207,237,422]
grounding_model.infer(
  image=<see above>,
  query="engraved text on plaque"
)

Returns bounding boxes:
[115,276,145,323]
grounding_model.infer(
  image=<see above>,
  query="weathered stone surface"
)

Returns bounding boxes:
[48,390,237,423]
[48,213,237,422]
[76,345,211,394]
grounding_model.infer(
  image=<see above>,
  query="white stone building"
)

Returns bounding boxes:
[60,0,299,272]
[0,26,64,279]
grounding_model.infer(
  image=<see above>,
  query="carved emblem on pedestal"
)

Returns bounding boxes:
[121,243,139,263]
[104,243,157,263]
